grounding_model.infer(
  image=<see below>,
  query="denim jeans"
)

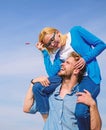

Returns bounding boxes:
[32,75,62,114]
[32,75,100,130]
[75,76,100,130]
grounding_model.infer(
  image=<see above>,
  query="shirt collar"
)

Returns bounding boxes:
[54,83,79,97]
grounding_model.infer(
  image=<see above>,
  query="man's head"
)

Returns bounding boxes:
[58,52,86,83]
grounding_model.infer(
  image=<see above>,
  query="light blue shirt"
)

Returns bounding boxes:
[43,84,79,130]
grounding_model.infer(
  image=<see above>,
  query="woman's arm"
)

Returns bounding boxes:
[71,26,106,63]
[36,42,62,76]
[42,50,62,76]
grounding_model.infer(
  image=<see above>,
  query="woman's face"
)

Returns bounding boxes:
[43,32,62,49]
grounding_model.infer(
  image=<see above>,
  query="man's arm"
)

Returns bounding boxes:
[89,100,102,130]
[76,89,102,130]
[23,76,50,113]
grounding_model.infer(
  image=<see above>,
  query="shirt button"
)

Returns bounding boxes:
[59,120,61,124]
[60,109,62,113]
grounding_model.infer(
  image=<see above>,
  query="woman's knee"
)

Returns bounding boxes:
[75,104,90,118]
[32,82,43,93]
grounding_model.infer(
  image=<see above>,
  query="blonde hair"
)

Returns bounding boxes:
[69,51,81,61]
[39,27,59,53]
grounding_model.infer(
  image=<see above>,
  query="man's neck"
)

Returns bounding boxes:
[60,76,78,98]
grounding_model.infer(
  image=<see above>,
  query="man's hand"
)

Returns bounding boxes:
[76,89,95,107]
[33,76,50,87]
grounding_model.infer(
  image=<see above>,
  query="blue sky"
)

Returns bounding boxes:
[0,0,106,130]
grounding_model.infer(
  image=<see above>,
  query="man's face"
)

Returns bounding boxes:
[58,57,77,77]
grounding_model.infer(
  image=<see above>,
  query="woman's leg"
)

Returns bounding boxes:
[75,76,100,130]
[23,75,62,121]
[42,75,62,94]
[32,75,62,119]
[32,75,62,112]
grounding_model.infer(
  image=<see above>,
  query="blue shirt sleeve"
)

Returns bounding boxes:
[71,26,106,63]
[42,49,62,76]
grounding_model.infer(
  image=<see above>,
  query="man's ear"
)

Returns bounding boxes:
[73,68,80,75]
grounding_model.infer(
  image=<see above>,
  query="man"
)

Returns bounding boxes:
[23,52,101,130]
[43,52,101,130]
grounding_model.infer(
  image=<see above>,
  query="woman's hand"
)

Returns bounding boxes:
[36,42,45,51]
[74,57,86,70]
[33,76,50,87]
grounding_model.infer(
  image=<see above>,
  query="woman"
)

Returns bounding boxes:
[23,26,106,129]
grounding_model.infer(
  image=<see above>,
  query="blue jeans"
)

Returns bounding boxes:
[32,75,62,114]
[31,75,100,130]
[75,76,100,130]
